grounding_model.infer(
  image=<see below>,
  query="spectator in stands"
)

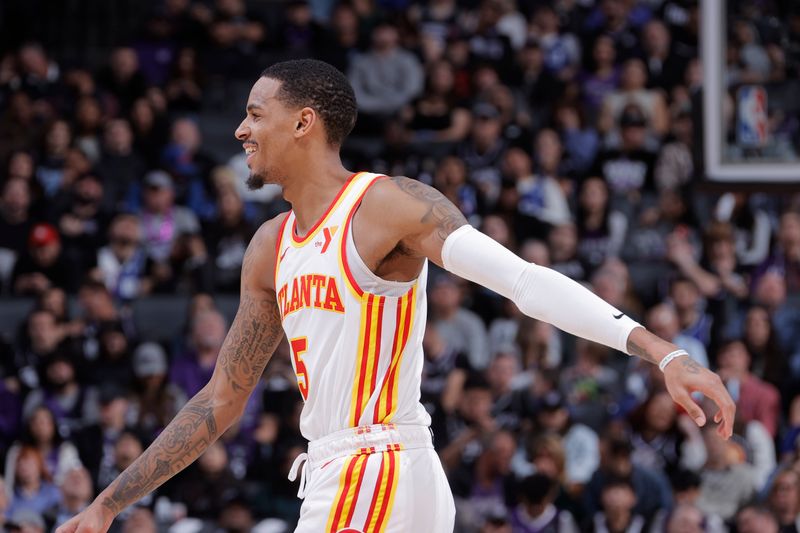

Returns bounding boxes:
[120,507,157,533]
[559,340,621,431]
[170,309,227,397]
[314,3,361,72]
[22,353,86,437]
[509,473,579,532]
[169,440,242,520]
[93,214,150,302]
[457,103,507,208]
[72,96,103,164]
[129,341,186,439]
[0,177,33,258]
[735,504,781,533]
[503,145,570,241]
[599,58,669,141]
[645,303,709,369]
[349,22,424,130]
[421,322,470,438]
[767,467,800,532]
[5,509,46,533]
[3,406,81,489]
[12,309,73,394]
[575,177,627,272]
[96,47,148,113]
[642,19,688,91]
[165,47,204,113]
[697,425,757,521]
[6,447,60,517]
[136,170,207,292]
[73,385,129,492]
[547,223,585,281]
[717,339,781,437]
[129,97,168,169]
[469,0,515,80]
[402,60,472,150]
[96,119,146,212]
[203,184,255,293]
[49,467,92,529]
[578,35,620,125]
[584,435,673,522]
[53,173,110,275]
[467,430,516,525]
[529,5,581,80]
[432,156,480,222]
[203,0,266,78]
[713,192,772,268]
[668,276,713,350]
[592,477,646,533]
[743,305,789,392]
[594,104,659,212]
[628,390,706,473]
[88,321,133,389]
[535,391,600,491]
[513,40,562,132]
[654,104,694,194]
[755,211,800,295]
[160,117,216,217]
[34,120,71,199]
[429,272,490,370]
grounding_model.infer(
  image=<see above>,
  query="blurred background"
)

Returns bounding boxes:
[0,0,799,532]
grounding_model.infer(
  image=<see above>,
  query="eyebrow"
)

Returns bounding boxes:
[246,103,263,112]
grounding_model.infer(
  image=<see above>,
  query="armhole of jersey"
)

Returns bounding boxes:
[273,212,291,290]
[339,174,388,298]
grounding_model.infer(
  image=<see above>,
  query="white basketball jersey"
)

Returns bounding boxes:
[274,172,431,441]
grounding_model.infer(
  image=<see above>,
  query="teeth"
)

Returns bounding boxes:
[245,146,257,154]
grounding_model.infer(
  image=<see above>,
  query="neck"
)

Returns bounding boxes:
[281,155,352,235]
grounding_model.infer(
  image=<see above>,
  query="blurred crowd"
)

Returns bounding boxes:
[1,0,800,532]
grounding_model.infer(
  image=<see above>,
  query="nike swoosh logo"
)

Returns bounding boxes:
[613,312,624,319]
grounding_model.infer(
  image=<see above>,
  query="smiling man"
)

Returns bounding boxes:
[58,59,735,533]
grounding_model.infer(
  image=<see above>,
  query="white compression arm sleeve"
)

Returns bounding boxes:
[441,225,642,354]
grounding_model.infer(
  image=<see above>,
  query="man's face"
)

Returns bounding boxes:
[235,77,299,190]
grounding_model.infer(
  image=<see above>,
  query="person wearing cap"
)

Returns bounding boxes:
[457,101,507,207]
[11,223,77,295]
[137,169,208,291]
[128,342,187,438]
[592,103,658,214]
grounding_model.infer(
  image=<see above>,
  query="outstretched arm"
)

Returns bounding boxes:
[57,224,285,533]
[372,176,735,439]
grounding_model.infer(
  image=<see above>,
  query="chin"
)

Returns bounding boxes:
[246,173,266,191]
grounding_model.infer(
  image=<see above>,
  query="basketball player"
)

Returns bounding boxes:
[58,59,735,533]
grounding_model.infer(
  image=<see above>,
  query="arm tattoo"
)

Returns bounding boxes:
[391,176,467,241]
[626,334,658,364]
[101,230,283,516]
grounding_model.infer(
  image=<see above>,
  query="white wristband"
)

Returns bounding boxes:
[659,349,689,372]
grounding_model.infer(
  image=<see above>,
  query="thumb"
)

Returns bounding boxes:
[673,389,706,427]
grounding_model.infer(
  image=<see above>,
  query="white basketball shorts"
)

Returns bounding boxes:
[289,423,455,533]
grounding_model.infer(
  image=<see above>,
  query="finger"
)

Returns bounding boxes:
[672,387,706,427]
[714,410,722,424]
[56,517,79,533]
[703,379,736,439]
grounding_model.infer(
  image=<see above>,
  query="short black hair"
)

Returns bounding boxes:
[261,59,357,147]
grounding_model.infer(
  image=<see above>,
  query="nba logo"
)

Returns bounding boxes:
[736,85,768,147]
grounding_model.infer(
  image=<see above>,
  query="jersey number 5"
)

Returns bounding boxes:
[290,337,309,400]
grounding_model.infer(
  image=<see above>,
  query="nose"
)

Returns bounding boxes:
[235,119,249,141]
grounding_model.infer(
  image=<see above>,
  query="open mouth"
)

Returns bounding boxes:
[244,143,258,165]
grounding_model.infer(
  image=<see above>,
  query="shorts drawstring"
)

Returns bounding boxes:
[288,452,309,499]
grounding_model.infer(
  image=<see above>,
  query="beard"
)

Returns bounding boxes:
[246,171,265,191]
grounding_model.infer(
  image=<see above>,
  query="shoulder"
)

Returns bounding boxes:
[241,212,290,292]
[360,176,432,225]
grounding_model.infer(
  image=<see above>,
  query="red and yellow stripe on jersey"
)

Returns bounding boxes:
[349,293,386,426]
[373,286,417,423]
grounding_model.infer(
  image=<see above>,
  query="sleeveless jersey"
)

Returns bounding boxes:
[274,172,431,441]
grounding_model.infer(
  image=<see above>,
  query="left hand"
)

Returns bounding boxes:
[663,355,736,439]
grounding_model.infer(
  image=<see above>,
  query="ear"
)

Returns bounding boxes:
[294,107,317,139]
